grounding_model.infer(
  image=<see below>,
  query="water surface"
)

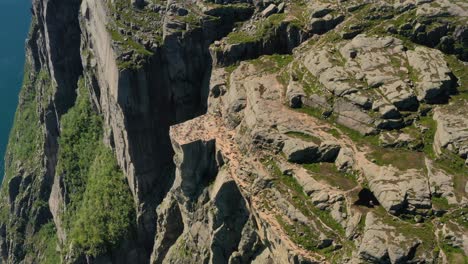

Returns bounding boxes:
[0,0,31,179]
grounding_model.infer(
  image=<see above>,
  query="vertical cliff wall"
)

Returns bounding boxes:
[1,0,256,262]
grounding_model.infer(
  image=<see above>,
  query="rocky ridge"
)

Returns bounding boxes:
[0,0,467,263]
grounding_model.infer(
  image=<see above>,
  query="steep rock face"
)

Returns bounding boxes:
[49,0,255,260]
[151,132,251,263]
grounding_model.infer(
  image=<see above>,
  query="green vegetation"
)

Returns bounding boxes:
[107,27,154,69]
[288,0,310,28]
[303,163,358,191]
[30,222,60,264]
[261,158,346,237]
[374,206,437,257]
[285,131,321,144]
[57,78,134,257]
[367,148,426,171]
[270,53,294,68]
[0,58,45,227]
[438,210,468,263]
[248,54,293,75]
[0,57,61,262]
[440,208,468,229]
[291,62,323,96]
[107,0,169,69]
[70,147,134,256]
[440,242,468,264]
[173,237,195,260]
[431,196,450,211]
[57,78,104,222]
[226,13,287,44]
[446,54,468,99]
[275,215,319,250]
[297,106,327,120]
[3,62,42,180]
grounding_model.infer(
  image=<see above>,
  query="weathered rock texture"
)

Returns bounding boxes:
[0,0,467,263]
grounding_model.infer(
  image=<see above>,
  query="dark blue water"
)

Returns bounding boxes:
[0,0,31,179]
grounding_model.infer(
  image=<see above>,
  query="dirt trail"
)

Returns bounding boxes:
[171,114,326,262]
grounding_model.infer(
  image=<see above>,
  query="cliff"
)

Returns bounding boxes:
[0,0,467,263]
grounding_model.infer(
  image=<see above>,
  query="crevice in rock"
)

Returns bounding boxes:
[354,188,380,208]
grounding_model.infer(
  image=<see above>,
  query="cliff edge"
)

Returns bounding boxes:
[0,0,467,263]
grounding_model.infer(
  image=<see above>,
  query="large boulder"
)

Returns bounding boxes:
[358,213,425,263]
[360,162,432,215]
[425,159,457,205]
[407,47,454,103]
[433,105,468,164]
[282,138,320,163]
[333,99,376,135]
[286,82,305,108]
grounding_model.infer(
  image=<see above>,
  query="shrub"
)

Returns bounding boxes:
[70,146,134,256]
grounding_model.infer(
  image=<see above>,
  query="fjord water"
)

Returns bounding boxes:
[0,0,31,179]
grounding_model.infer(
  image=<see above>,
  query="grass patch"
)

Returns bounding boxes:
[297,106,326,119]
[440,208,468,229]
[248,54,293,74]
[291,62,323,96]
[3,62,43,180]
[0,57,45,227]
[285,131,321,144]
[432,150,467,200]
[431,196,450,211]
[303,163,358,191]
[108,27,154,69]
[275,215,320,251]
[262,158,345,236]
[225,13,287,44]
[374,206,437,257]
[440,242,468,264]
[367,148,426,171]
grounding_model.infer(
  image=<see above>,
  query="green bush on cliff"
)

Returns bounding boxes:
[3,62,42,181]
[0,59,44,225]
[57,78,103,216]
[31,222,60,264]
[57,78,134,257]
[70,146,134,256]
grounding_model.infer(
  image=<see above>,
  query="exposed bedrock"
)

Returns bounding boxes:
[151,129,252,264]
[211,21,307,67]
[433,104,468,165]
[210,5,345,67]
[2,0,468,263]
[69,0,256,259]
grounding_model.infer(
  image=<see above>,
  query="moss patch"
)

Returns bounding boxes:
[225,13,288,44]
